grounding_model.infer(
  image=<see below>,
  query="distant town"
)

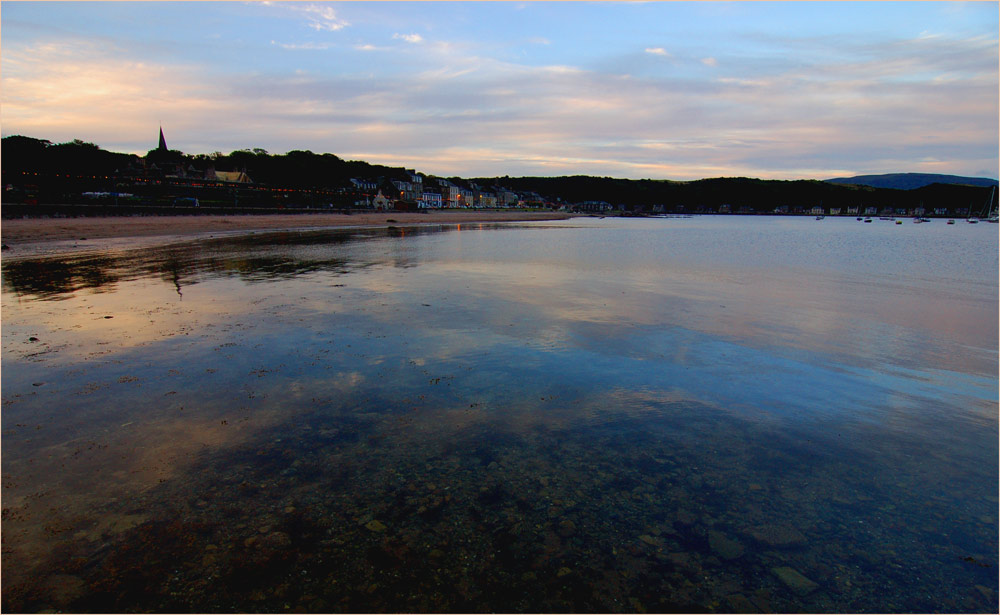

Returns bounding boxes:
[2,131,997,220]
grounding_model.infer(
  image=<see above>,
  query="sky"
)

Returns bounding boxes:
[2,1,998,180]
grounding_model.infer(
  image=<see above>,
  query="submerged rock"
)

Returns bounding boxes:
[771,566,818,596]
[262,531,292,549]
[708,530,744,560]
[974,584,995,602]
[725,593,757,613]
[365,519,387,533]
[39,574,85,609]
[749,524,806,547]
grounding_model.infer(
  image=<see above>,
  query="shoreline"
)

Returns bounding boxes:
[0,210,579,258]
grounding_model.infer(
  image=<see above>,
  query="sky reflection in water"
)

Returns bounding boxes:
[2,217,997,613]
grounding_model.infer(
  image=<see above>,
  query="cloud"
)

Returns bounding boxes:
[701,57,718,66]
[0,40,219,149]
[1,13,995,181]
[271,40,333,51]
[393,33,423,44]
[294,3,349,31]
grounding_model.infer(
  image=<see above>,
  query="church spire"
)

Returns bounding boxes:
[158,126,168,152]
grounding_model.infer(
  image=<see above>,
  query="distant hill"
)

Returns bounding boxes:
[825,173,998,190]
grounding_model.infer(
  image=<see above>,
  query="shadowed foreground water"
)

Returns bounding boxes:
[2,217,997,612]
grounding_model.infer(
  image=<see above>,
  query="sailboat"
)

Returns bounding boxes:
[986,186,998,223]
[970,186,995,223]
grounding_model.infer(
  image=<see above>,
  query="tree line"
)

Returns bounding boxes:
[3,134,995,215]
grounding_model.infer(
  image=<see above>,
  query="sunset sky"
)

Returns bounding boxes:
[2,1,997,180]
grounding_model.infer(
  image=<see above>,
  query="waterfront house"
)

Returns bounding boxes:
[392,179,424,201]
[210,169,253,183]
[406,170,423,193]
[351,178,378,192]
[475,190,497,208]
[496,189,518,208]
[372,190,391,210]
[436,180,466,207]
[576,200,611,212]
[420,192,443,208]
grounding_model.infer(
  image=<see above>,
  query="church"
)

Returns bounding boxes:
[143,127,252,184]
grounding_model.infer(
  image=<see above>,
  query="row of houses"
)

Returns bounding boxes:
[141,131,531,209]
[352,170,540,210]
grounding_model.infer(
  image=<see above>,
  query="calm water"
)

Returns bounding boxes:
[2,216,997,613]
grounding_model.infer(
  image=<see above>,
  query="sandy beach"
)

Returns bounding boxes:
[0,210,578,257]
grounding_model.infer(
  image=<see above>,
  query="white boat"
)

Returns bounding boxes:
[970,186,995,223]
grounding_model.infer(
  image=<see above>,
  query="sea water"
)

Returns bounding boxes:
[2,216,997,612]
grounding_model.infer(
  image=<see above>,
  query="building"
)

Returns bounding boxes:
[392,180,420,200]
[496,189,518,208]
[420,192,443,208]
[576,200,611,212]
[351,178,378,192]
[210,169,253,183]
[372,190,391,210]
[144,128,251,183]
[475,189,497,208]
[438,181,472,207]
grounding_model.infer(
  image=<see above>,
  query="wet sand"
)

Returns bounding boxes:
[0,210,578,257]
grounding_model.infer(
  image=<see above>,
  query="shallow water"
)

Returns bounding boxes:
[2,216,997,612]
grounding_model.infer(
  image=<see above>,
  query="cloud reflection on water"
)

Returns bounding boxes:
[1,218,996,609]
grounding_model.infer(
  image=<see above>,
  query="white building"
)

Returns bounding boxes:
[420,192,443,208]
[372,190,391,210]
